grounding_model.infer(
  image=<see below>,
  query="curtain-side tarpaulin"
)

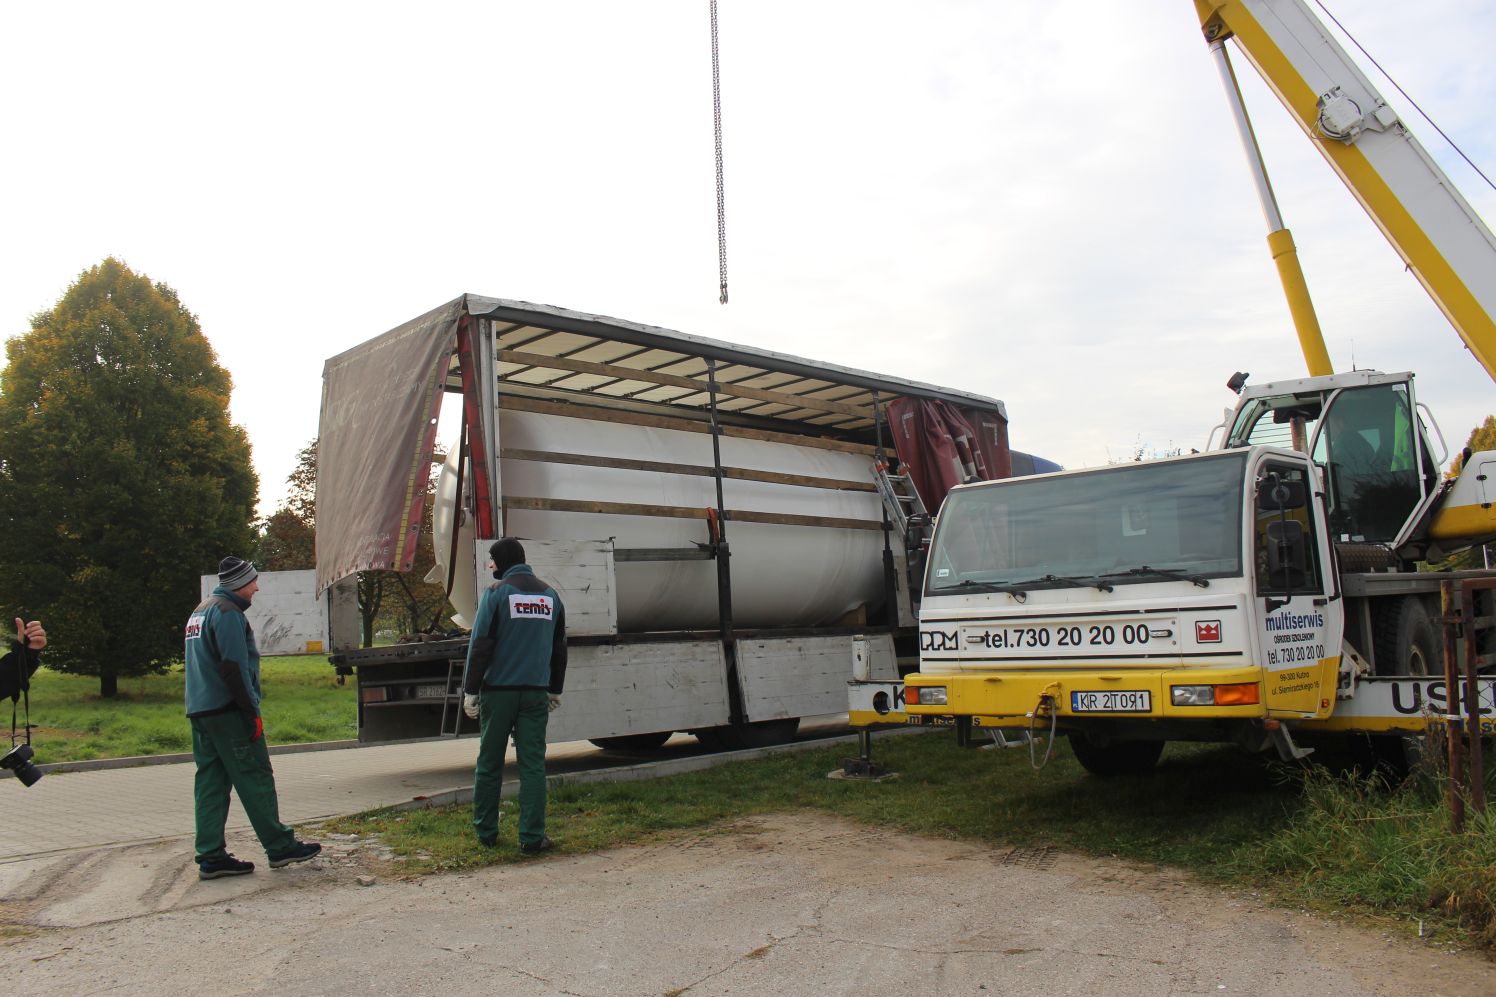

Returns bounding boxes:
[314,297,463,596]
[886,398,1011,515]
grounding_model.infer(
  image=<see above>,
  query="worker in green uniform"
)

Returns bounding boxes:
[185,556,320,879]
[462,538,568,853]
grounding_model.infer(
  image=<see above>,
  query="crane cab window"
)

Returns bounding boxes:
[1229,396,1321,450]
[1310,383,1434,543]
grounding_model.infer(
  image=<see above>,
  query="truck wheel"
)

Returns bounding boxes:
[1068,734,1165,776]
[588,732,673,752]
[1374,597,1438,676]
[1346,732,1420,784]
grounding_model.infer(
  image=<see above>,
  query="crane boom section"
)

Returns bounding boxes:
[1197,0,1496,381]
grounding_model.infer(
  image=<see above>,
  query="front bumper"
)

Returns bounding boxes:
[903,667,1268,721]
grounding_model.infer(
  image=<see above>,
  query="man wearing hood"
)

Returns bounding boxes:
[462,537,568,853]
[184,556,320,879]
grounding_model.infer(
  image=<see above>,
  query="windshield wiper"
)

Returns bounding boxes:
[950,579,1029,597]
[946,573,1115,597]
[1102,565,1211,588]
[1011,573,1114,593]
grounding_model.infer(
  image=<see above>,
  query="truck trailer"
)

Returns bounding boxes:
[318,295,1037,749]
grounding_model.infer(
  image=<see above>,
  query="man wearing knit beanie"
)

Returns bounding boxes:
[462,537,568,853]
[183,556,320,879]
[217,555,258,591]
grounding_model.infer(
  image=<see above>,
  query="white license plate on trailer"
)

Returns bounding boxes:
[416,684,449,700]
[1070,690,1151,713]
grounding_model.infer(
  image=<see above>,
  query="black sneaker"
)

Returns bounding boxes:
[519,835,554,855]
[268,840,322,868]
[199,854,255,880]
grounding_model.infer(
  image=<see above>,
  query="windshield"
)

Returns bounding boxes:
[925,452,1247,595]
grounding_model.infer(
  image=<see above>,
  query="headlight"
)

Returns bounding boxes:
[1171,683,1259,706]
[908,686,947,706]
[1171,685,1213,706]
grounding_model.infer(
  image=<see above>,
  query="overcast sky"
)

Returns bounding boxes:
[3,1,1493,516]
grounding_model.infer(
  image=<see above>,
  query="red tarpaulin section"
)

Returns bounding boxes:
[886,398,1011,515]
[455,315,495,540]
[315,298,462,595]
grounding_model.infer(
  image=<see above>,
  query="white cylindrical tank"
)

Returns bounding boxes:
[432,409,887,632]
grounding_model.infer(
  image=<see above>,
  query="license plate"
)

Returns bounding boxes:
[416,684,449,700]
[1070,690,1151,713]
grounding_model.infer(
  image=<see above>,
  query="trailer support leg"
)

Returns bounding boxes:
[837,728,894,781]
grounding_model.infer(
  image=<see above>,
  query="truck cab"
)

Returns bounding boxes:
[900,446,1346,771]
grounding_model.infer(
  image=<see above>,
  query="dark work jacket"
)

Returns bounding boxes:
[461,563,568,695]
[184,586,261,718]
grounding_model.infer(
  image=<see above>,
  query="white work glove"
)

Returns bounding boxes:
[548,694,562,713]
[463,694,480,719]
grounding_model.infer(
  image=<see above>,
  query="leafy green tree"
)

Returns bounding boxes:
[0,259,257,696]
[256,508,316,570]
[255,439,318,570]
[282,436,316,524]
[1446,415,1496,478]
[382,494,449,637]
[358,571,387,647]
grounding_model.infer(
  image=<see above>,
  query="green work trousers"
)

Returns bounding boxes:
[191,711,296,862]
[473,688,549,846]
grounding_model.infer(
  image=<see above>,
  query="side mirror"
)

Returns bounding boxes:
[1257,476,1306,511]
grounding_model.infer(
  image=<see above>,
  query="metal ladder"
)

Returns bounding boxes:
[438,656,470,737]
[873,461,929,541]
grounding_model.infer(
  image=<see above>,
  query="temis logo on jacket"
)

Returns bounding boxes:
[185,612,206,641]
[509,594,555,620]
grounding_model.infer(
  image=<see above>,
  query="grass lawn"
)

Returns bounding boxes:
[20,655,356,763]
[326,732,1496,952]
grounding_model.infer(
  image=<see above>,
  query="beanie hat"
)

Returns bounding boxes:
[489,538,525,578]
[218,556,259,591]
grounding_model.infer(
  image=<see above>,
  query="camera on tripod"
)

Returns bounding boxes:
[1,742,41,787]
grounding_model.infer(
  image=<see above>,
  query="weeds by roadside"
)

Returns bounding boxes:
[1237,743,1496,950]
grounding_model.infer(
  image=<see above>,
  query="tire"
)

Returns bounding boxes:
[1067,734,1165,777]
[1346,732,1420,785]
[1374,597,1438,676]
[588,731,673,752]
[694,718,801,751]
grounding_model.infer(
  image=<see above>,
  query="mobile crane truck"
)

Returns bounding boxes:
[849,0,1496,773]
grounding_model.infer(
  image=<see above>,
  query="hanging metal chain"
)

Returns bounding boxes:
[710,0,729,304]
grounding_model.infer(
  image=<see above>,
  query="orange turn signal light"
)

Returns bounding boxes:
[1213,682,1260,706]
